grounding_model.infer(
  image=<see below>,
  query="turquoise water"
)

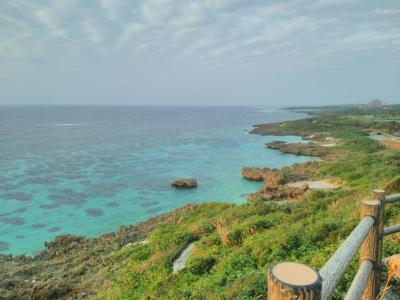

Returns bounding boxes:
[0,106,316,255]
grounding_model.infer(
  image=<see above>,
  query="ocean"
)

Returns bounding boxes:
[0,106,317,255]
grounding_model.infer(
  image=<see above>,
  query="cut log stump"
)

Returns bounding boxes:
[268,262,322,299]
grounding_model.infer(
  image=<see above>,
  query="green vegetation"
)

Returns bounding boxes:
[94,106,400,299]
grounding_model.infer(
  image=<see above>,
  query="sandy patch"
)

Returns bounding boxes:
[287,180,339,189]
[321,143,337,147]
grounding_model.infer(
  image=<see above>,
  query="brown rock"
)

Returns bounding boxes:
[265,140,331,158]
[171,179,198,188]
[247,183,309,203]
[242,167,286,187]
[241,167,269,181]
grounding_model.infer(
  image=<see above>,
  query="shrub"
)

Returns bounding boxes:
[385,176,400,194]
[187,256,216,275]
[215,219,233,246]
[227,228,244,246]
[245,217,273,234]
[222,252,257,271]
[226,270,266,299]
[175,232,197,246]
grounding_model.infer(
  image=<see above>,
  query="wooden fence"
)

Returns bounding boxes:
[268,190,400,300]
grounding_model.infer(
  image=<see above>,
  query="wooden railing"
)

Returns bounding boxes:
[268,190,400,300]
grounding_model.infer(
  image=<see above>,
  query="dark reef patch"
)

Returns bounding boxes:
[86,208,104,217]
[32,223,47,229]
[140,200,159,208]
[106,202,119,207]
[48,226,61,232]
[26,169,48,176]
[16,235,25,239]
[0,185,19,191]
[48,189,86,206]
[2,217,25,225]
[137,181,170,192]
[1,192,32,202]
[90,182,128,197]
[146,207,163,214]
[14,207,27,213]
[79,180,92,186]
[0,241,10,251]
[58,174,84,180]
[22,177,59,185]
[40,203,60,209]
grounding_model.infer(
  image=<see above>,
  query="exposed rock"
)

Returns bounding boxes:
[244,161,337,203]
[266,140,288,149]
[171,179,198,188]
[241,167,286,187]
[248,183,309,202]
[242,167,273,181]
[242,163,319,188]
[266,140,332,158]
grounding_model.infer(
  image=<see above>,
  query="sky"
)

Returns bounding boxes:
[0,0,399,106]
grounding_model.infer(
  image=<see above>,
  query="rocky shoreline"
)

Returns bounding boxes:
[0,112,327,299]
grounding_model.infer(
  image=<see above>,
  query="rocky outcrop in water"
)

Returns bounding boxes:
[241,167,286,187]
[172,179,198,188]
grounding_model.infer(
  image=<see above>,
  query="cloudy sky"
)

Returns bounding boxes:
[1,0,399,105]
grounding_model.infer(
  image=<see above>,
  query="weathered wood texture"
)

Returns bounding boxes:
[359,200,381,300]
[268,262,322,299]
[319,216,374,300]
[384,224,400,236]
[372,190,385,265]
[373,190,385,300]
[344,260,373,300]
[384,193,400,204]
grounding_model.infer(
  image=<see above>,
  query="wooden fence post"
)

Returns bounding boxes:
[268,262,322,299]
[359,199,382,300]
[372,189,385,259]
[372,189,385,298]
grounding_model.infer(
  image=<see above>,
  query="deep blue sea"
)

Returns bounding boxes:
[0,106,317,255]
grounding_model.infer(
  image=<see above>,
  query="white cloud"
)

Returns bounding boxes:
[374,8,400,16]
[0,0,399,67]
